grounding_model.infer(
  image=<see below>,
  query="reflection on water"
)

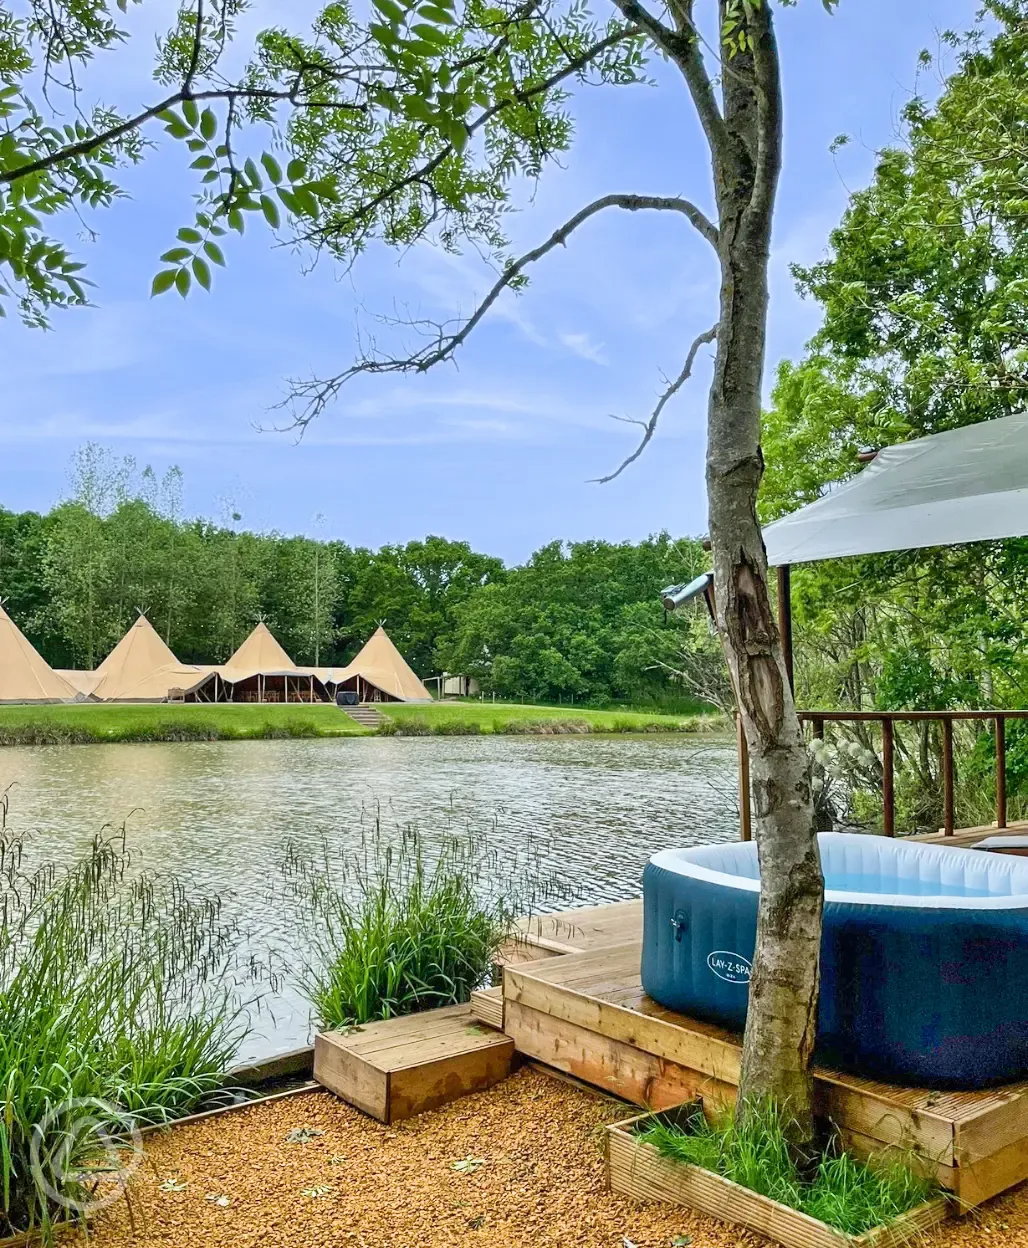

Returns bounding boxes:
[0,735,737,1058]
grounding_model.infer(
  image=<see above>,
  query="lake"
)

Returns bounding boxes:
[0,734,738,1059]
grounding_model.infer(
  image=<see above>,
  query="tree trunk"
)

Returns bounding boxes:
[705,2,823,1149]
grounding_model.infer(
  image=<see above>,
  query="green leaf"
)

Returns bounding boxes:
[286,158,307,183]
[403,96,436,125]
[177,227,203,244]
[204,241,226,266]
[175,267,191,297]
[418,5,455,21]
[200,109,218,141]
[244,158,262,190]
[228,209,245,234]
[261,153,283,185]
[372,0,406,23]
[190,155,216,170]
[150,269,178,297]
[164,117,191,140]
[260,194,281,228]
[160,247,192,263]
[182,99,199,129]
[412,22,447,42]
[192,256,211,291]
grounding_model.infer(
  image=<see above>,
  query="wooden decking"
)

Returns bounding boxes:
[910,820,1028,847]
[474,915,1028,1209]
[503,899,643,963]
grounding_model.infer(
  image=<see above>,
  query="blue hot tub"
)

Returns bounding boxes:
[642,832,1028,1088]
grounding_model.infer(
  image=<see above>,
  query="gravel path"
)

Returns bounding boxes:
[78,1066,1026,1248]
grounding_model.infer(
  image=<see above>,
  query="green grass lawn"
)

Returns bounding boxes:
[0,699,722,746]
[379,700,721,735]
[0,702,369,745]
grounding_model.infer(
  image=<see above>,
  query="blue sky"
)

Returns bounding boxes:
[1,0,975,562]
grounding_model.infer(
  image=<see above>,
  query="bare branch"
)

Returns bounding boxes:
[592,322,718,484]
[285,194,718,428]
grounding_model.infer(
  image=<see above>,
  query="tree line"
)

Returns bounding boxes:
[0,445,712,708]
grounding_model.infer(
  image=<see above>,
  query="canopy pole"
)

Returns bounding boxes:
[776,564,794,694]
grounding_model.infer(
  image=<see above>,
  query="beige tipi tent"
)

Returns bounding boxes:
[221,622,297,680]
[0,605,78,703]
[90,615,210,702]
[216,622,324,702]
[327,627,432,702]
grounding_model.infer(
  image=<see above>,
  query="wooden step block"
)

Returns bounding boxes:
[314,1003,515,1124]
[469,985,504,1030]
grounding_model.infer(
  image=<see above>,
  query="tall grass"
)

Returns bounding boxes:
[0,793,249,1239]
[284,817,577,1028]
[640,1100,937,1236]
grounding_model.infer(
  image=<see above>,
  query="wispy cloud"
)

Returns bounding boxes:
[559,331,608,365]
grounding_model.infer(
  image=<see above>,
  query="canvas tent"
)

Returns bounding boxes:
[57,669,102,697]
[90,615,211,702]
[214,623,326,702]
[0,605,78,703]
[324,626,432,703]
[763,411,1028,567]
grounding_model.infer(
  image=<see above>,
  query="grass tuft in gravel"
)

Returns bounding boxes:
[640,1099,938,1236]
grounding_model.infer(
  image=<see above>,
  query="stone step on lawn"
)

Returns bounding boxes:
[314,1003,515,1124]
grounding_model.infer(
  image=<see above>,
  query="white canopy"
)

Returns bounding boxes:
[763,412,1028,566]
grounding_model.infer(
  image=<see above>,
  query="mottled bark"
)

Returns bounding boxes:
[702,1,823,1146]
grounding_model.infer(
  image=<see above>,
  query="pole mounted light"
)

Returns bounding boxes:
[660,572,715,619]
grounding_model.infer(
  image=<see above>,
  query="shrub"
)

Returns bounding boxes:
[284,818,577,1029]
[641,1100,937,1236]
[0,796,248,1239]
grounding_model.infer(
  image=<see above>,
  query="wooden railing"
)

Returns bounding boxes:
[737,709,1028,840]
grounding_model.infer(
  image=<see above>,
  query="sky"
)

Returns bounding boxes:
[0,0,977,563]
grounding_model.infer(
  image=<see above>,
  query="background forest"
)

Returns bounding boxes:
[0,444,714,709]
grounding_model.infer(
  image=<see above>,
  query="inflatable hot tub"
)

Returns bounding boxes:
[642,832,1028,1088]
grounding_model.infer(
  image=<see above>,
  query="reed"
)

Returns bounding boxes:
[284,817,577,1029]
[0,793,248,1239]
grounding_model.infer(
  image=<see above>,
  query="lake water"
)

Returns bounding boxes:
[0,735,738,1059]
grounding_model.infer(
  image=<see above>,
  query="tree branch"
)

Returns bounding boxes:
[285,194,718,428]
[747,0,783,227]
[592,322,718,483]
[610,0,731,168]
[305,26,637,249]
[0,83,366,186]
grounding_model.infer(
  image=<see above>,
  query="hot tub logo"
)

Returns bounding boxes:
[706,950,752,984]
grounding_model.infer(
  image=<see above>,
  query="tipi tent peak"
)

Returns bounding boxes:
[91,614,213,702]
[220,622,297,681]
[0,605,78,704]
[331,626,432,703]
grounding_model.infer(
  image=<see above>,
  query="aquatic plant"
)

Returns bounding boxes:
[640,1100,937,1236]
[284,815,578,1028]
[0,791,249,1240]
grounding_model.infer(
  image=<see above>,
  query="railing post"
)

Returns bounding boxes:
[996,715,1008,830]
[881,717,895,837]
[942,718,955,837]
[737,712,752,842]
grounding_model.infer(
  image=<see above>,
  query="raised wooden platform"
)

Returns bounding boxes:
[910,821,1028,847]
[499,941,1028,1208]
[314,1003,514,1124]
[502,899,643,963]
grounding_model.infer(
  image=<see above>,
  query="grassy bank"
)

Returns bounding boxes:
[0,703,367,745]
[380,701,719,735]
[0,700,722,746]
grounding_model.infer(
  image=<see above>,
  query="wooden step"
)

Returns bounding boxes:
[341,705,385,727]
[314,1003,514,1124]
[469,984,504,1030]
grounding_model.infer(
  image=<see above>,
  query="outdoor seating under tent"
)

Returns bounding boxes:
[749,411,1028,843]
[191,622,330,704]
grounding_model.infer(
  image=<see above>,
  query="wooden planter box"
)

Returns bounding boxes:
[606,1111,950,1248]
